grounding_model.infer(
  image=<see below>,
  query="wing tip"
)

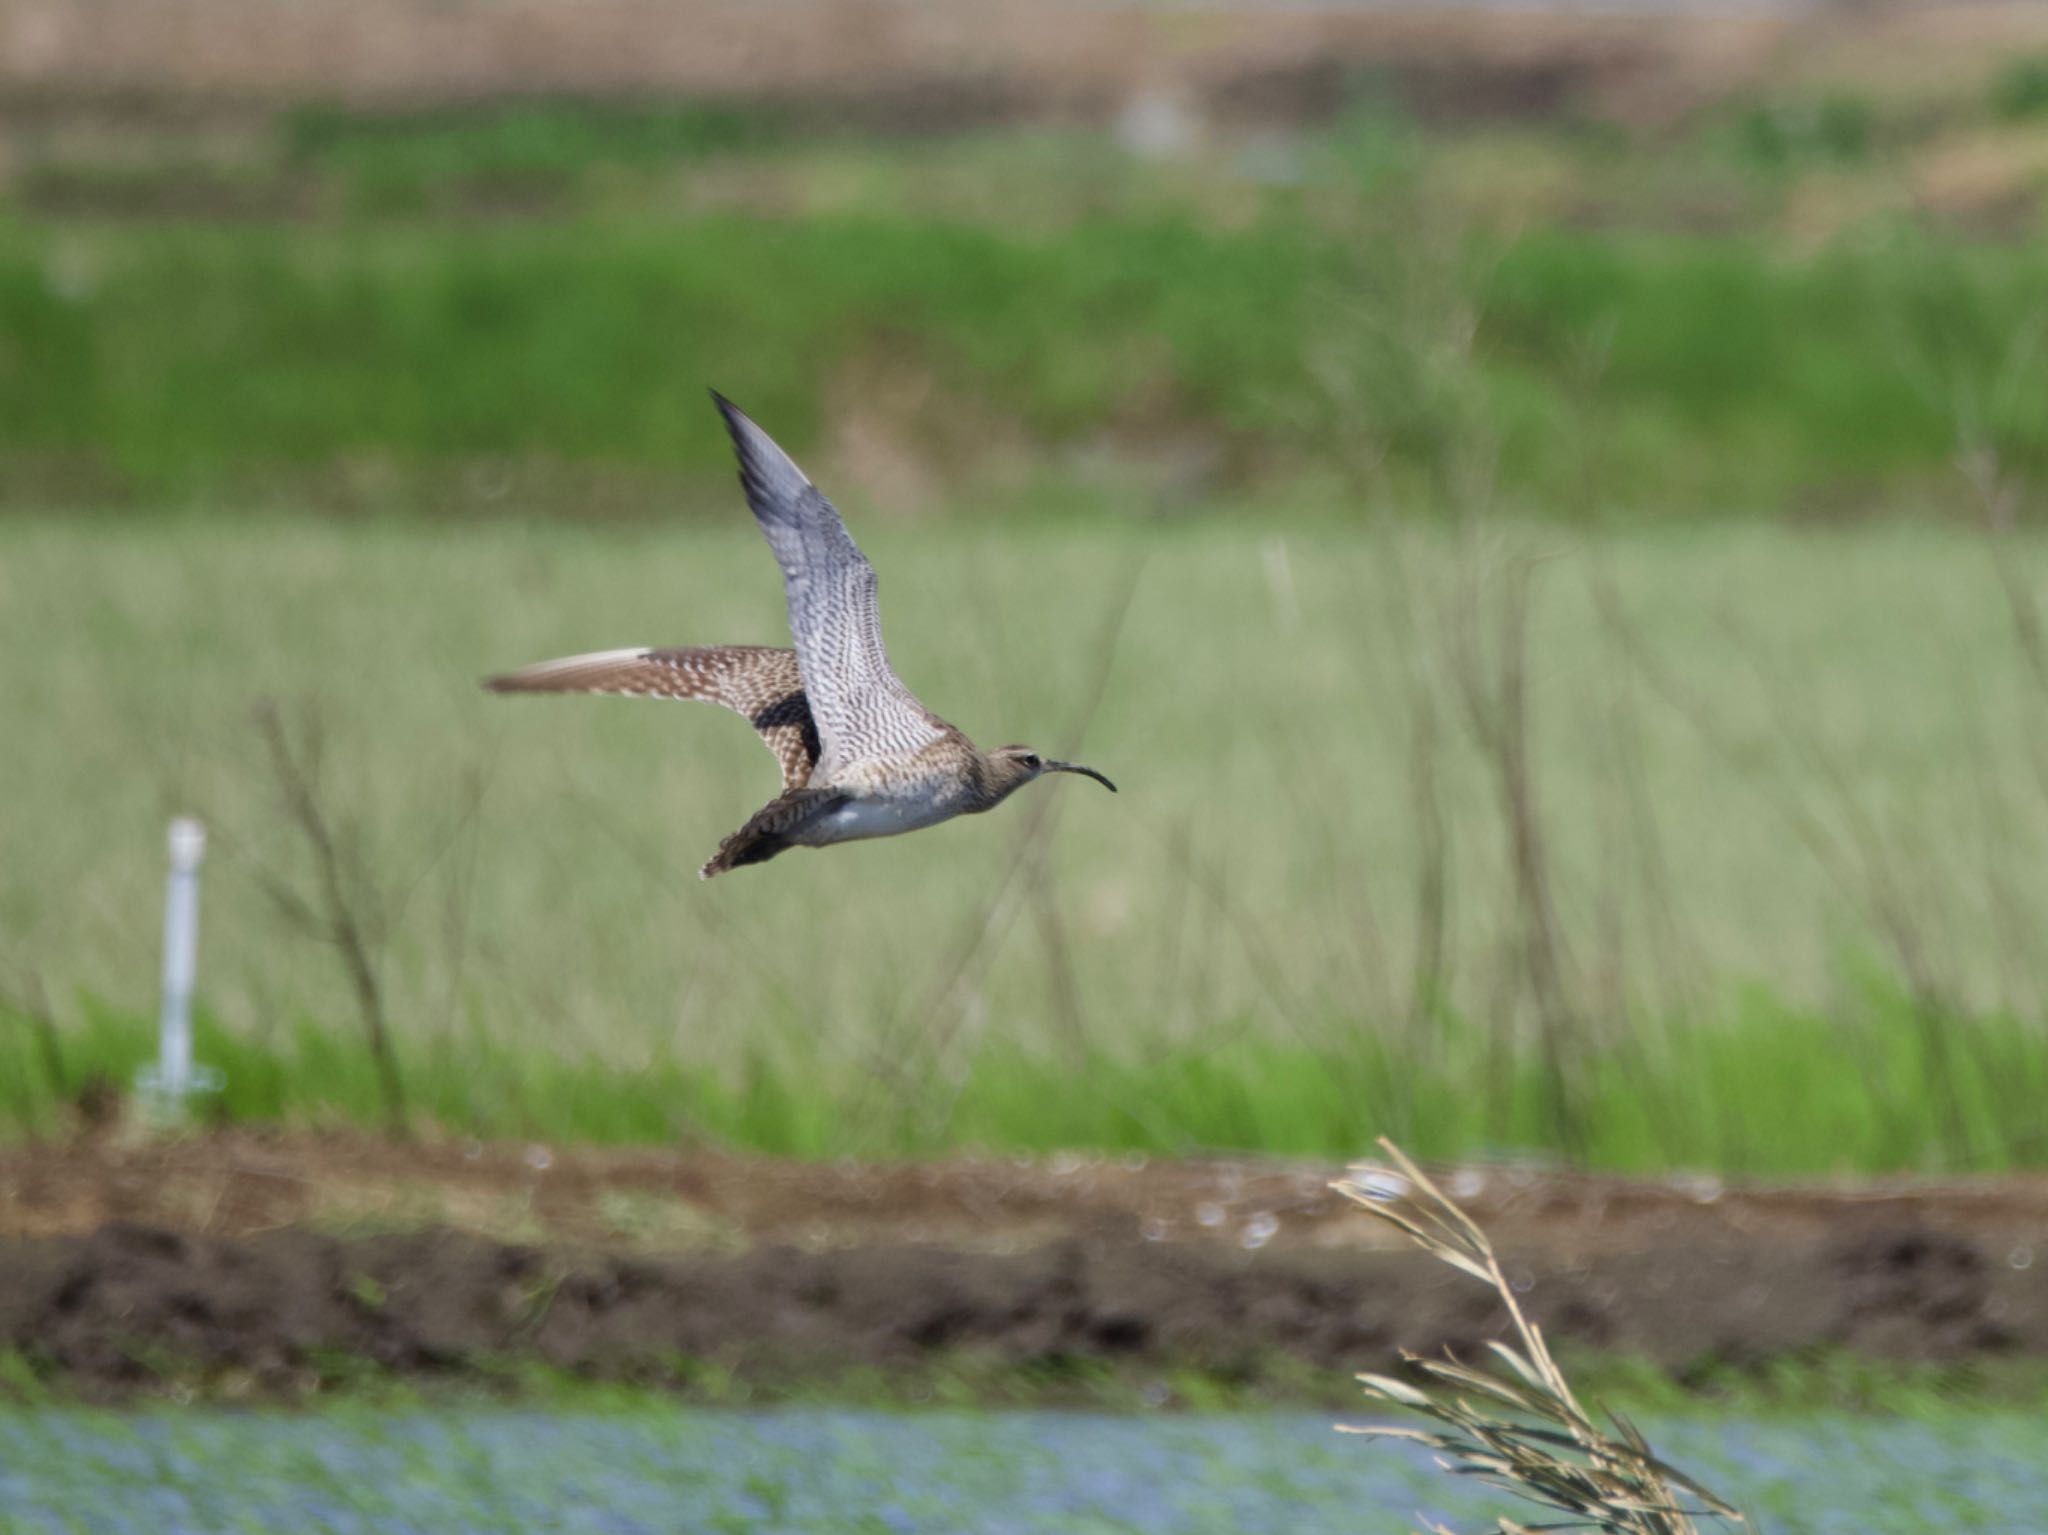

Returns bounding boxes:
[708,389,815,508]
[482,648,655,694]
[708,388,760,450]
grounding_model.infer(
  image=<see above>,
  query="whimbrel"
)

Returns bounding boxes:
[487,393,1117,878]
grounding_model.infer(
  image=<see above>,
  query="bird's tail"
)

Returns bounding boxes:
[698,788,846,880]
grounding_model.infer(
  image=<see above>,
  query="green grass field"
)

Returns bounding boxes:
[13,86,2048,1170]
[9,513,2048,1171]
[9,92,2048,520]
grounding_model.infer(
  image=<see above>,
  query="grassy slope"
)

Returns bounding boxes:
[6,107,2048,517]
[8,515,2048,1171]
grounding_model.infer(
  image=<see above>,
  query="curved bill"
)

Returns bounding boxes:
[1046,761,1117,793]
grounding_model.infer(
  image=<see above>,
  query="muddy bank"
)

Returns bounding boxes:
[0,1132,2044,1397]
[1,1218,2039,1400]
[0,1,1798,123]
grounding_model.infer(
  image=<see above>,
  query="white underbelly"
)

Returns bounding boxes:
[800,795,959,846]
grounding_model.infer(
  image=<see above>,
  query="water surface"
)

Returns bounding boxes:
[1,1408,2039,1533]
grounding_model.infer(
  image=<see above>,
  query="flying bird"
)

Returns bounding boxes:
[487,393,1117,878]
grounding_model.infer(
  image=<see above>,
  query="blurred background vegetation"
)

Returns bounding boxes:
[10,2,2048,1172]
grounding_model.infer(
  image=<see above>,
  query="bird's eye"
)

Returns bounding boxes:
[1023,754,1041,769]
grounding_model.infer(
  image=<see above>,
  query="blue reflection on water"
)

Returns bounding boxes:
[0,1407,2039,1533]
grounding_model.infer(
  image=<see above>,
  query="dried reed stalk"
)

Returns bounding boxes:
[1334,1138,1746,1535]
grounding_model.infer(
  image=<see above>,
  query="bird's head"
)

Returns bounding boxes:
[984,744,1118,803]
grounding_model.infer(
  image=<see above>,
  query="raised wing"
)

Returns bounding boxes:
[711,392,945,770]
[485,645,820,789]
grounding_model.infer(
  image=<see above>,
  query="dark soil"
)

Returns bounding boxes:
[2,1131,2046,1399]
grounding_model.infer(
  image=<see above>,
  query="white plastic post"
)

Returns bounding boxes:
[154,818,207,1117]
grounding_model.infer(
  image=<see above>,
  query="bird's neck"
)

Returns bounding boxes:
[964,751,1032,814]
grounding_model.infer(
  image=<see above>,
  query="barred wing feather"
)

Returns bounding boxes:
[711,393,947,771]
[485,644,820,790]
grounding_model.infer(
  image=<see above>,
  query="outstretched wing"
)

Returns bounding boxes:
[485,645,820,790]
[711,392,946,770]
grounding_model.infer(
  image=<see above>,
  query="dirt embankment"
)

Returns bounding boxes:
[7,2,2044,139]
[1,1131,2044,1398]
[0,1,1800,125]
